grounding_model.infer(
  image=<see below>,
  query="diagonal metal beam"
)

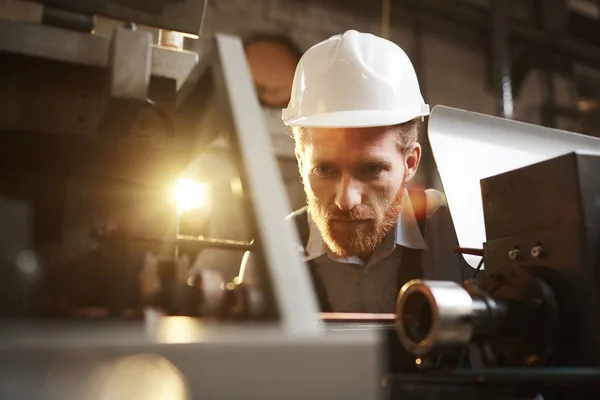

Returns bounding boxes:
[211,34,323,334]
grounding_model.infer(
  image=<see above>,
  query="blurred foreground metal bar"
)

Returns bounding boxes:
[132,235,255,252]
[320,313,397,331]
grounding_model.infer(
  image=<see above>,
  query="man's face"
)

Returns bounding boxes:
[297,126,421,259]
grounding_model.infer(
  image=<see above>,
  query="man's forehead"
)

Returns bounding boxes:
[304,126,400,161]
[307,126,394,145]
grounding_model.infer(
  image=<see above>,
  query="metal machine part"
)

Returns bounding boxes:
[109,25,152,101]
[428,105,600,268]
[0,8,321,330]
[396,280,477,357]
[41,6,95,33]
[0,319,382,400]
[391,151,600,400]
[35,0,208,35]
[396,274,559,367]
[0,18,199,89]
[396,152,600,373]
[0,4,382,399]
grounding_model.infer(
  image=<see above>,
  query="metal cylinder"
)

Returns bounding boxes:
[42,7,95,33]
[395,280,475,356]
[158,30,185,50]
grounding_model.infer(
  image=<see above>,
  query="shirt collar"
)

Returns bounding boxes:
[304,188,428,261]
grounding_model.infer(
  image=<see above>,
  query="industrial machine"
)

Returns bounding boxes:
[391,106,600,399]
[0,1,381,399]
[3,1,600,400]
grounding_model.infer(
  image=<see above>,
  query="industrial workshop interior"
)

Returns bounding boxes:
[2,0,600,398]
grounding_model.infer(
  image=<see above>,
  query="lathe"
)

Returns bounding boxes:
[2,1,600,399]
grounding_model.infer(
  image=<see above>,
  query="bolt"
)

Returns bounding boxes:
[508,248,521,260]
[531,245,545,258]
[124,22,137,31]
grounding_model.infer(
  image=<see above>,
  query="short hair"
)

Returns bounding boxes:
[290,118,422,154]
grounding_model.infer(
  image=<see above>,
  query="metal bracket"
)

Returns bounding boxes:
[109,25,152,101]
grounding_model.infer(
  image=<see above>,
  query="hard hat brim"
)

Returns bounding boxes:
[282,107,430,128]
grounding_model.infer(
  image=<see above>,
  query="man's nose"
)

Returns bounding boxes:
[335,176,362,211]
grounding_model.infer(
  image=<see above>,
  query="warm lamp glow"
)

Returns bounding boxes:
[175,178,207,212]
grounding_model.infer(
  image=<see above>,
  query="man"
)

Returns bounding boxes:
[282,30,473,313]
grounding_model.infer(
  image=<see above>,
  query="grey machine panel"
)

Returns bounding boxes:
[0,15,383,400]
[428,105,600,268]
[0,319,382,399]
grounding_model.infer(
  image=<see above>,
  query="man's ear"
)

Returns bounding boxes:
[404,142,421,182]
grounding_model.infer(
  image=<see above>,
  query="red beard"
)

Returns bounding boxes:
[307,180,406,259]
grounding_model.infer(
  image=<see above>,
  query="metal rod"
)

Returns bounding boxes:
[320,312,396,323]
[320,313,397,331]
[132,235,255,252]
[454,246,484,257]
[491,0,514,119]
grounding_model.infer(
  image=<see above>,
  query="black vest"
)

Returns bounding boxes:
[290,189,427,312]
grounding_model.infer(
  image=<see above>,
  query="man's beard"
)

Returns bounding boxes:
[306,179,406,259]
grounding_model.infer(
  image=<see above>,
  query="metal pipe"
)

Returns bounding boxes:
[491,0,514,119]
[409,0,435,190]
[380,0,391,39]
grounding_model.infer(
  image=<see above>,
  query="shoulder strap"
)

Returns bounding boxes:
[289,207,332,312]
[408,188,427,238]
[397,189,427,291]
[289,206,310,248]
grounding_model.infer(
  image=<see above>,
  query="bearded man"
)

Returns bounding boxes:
[283,30,472,313]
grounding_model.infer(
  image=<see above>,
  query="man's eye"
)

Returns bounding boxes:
[363,164,382,175]
[313,165,333,175]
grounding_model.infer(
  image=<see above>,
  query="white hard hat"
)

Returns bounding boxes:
[282,30,430,128]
